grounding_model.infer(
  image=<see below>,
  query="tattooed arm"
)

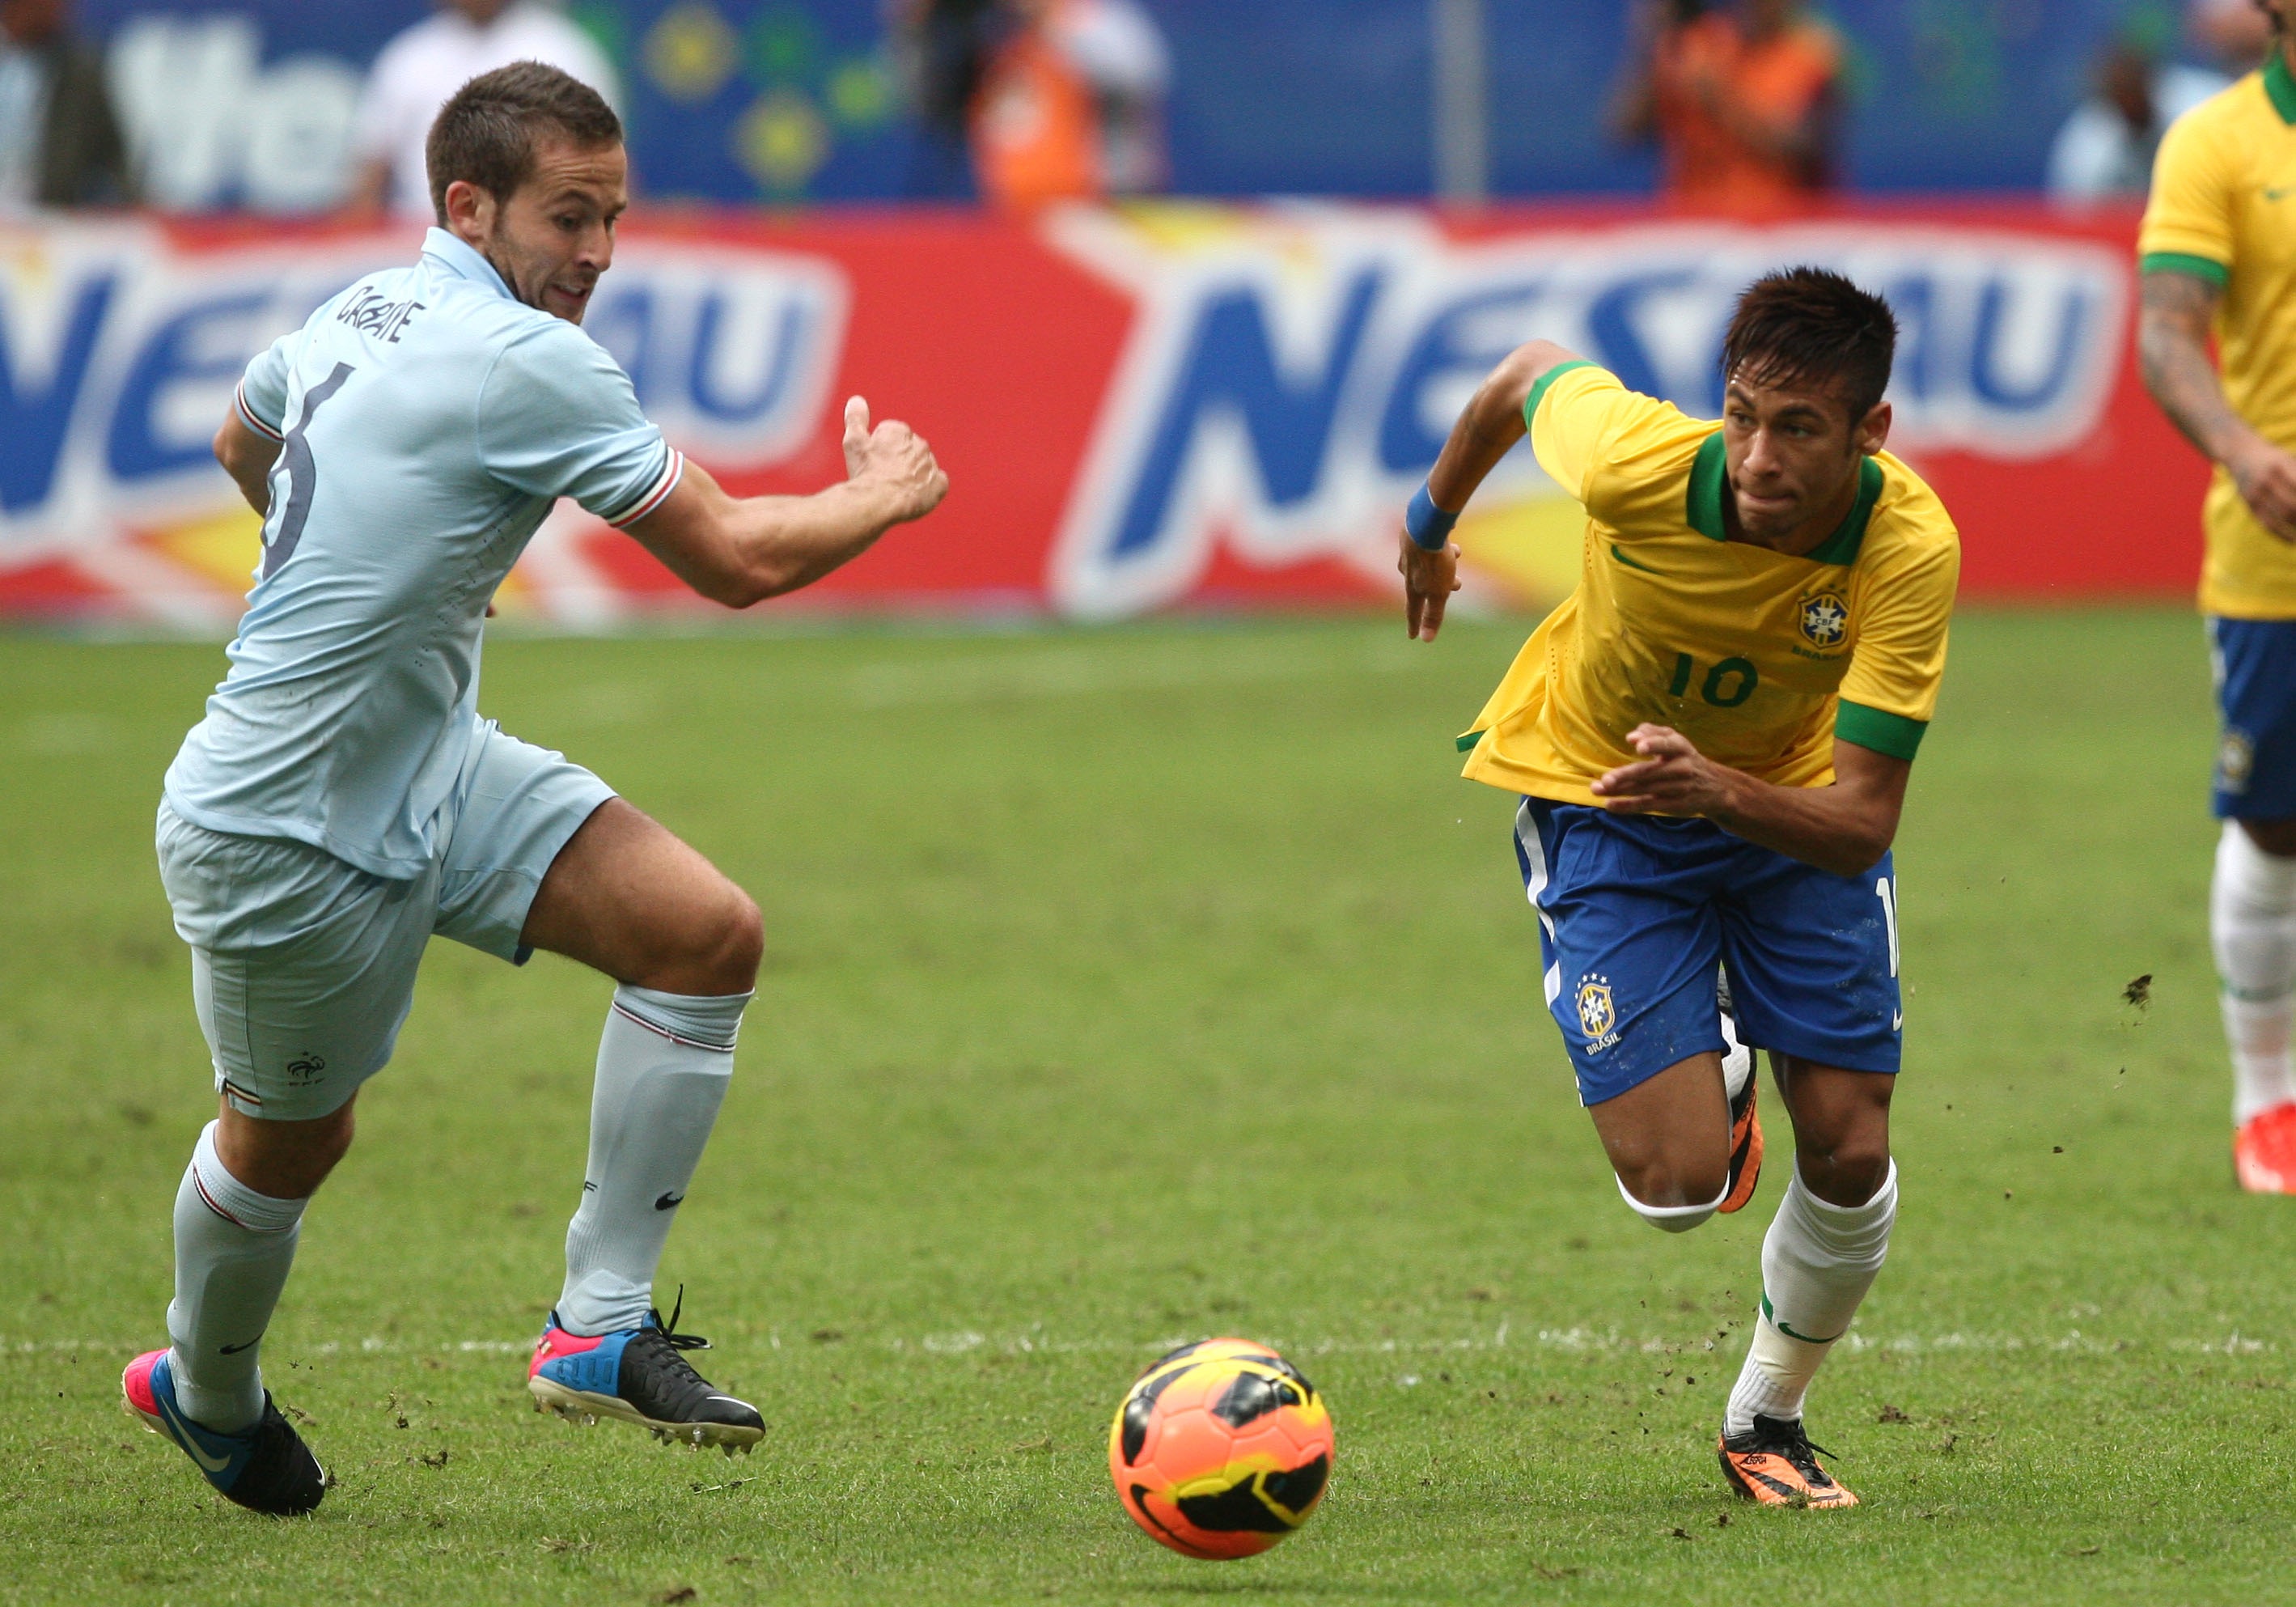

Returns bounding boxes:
[2138,266,2296,541]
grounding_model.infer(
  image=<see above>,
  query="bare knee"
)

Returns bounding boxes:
[710,887,764,994]
[2241,816,2296,859]
[1615,1152,1730,1213]
[637,880,760,996]
[1795,1139,1891,1206]
[216,1099,355,1200]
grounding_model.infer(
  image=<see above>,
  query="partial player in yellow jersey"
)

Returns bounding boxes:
[2139,0,2296,1194]
[1399,269,1958,1510]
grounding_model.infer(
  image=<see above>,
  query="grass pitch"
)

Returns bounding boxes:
[2,608,2291,1605]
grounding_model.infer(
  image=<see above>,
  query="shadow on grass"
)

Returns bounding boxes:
[1120,1577,1436,1598]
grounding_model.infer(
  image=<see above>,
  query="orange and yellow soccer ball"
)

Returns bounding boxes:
[1107,1337,1334,1560]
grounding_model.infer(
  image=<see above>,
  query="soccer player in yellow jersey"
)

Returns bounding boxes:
[1399,268,1958,1508]
[2138,2,2296,1193]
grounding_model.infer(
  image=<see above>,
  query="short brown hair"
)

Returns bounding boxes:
[1719,265,1898,425]
[426,61,621,224]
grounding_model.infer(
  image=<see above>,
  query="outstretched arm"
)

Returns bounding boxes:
[628,396,949,608]
[1400,338,1582,642]
[1591,725,1909,877]
[2139,268,2296,541]
[213,411,281,516]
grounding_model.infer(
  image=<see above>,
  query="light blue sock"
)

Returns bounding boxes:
[167,1121,307,1431]
[556,985,749,1336]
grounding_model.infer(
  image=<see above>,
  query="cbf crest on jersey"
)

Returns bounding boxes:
[1799,591,1849,649]
[1575,974,1617,1050]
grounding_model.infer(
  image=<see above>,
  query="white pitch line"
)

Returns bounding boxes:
[2,1330,2273,1359]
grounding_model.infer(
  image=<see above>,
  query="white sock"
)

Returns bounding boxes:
[1616,1172,1728,1235]
[557,984,748,1336]
[2213,822,2296,1124]
[1724,1159,1896,1435]
[167,1121,307,1432]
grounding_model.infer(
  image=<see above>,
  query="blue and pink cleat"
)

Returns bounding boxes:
[121,1349,325,1516]
[527,1295,763,1455]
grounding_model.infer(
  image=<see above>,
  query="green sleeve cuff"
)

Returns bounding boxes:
[1455,729,1485,753]
[2139,251,2229,288]
[1836,700,1928,761]
[1522,360,1599,430]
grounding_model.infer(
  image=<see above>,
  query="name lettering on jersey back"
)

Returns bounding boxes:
[335,288,426,345]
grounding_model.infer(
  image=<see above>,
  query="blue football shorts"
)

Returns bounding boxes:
[156,719,613,1121]
[2208,617,2296,820]
[1512,797,1902,1107]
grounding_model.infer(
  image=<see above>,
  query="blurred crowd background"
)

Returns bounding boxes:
[0,0,2271,217]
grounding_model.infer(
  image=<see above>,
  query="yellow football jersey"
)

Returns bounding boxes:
[2140,52,2296,618]
[1459,363,1959,807]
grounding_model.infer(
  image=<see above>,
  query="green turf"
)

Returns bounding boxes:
[2,608,2290,1605]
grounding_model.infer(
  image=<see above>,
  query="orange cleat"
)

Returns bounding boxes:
[2235,1102,2296,1194]
[1718,1061,1764,1215]
[1718,1415,1858,1508]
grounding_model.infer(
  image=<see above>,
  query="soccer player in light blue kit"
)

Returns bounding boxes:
[120,63,948,1516]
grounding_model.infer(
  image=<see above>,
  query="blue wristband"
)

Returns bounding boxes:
[1405,482,1459,551]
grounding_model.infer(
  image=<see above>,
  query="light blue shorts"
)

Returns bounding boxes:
[157,720,613,1121]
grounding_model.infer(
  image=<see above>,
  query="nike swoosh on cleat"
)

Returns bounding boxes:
[153,1384,234,1475]
[654,1192,684,1211]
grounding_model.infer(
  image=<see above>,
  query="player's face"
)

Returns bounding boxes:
[1720,369,1890,544]
[485,138,629,325]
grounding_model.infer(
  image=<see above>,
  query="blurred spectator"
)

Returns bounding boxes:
[2047,0,2271,201]
[0,0,128,209]
[2192,0,2275,73]
[346,0,619,222]
[970,0,1169,210]
[1612,0,1842,210]
[894,0,1013,198]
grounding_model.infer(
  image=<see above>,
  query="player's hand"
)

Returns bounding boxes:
[1590,723,1739,817]
[842,395,950,524]
[2227,437,2296,543]
[1398,531,1461,642]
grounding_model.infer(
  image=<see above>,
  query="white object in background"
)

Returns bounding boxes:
[351,2,621,223]
[2047,62,2230,202]
[107,16,362,214]
[1432,0,1489,206]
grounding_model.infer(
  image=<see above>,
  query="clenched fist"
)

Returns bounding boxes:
[843,395,950,524]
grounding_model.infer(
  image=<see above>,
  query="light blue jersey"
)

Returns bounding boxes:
[163,229,683,879]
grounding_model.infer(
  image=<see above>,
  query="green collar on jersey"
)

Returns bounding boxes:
[2268,46,2296,125]
[1686,433,1883,567]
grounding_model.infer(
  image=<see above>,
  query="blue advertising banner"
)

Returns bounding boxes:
[71,0,2209,206]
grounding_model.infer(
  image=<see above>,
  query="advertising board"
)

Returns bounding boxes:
[0,202,2204,626]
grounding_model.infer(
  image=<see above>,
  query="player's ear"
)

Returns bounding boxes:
[443,179,494,244]
[1855,399,1891,458]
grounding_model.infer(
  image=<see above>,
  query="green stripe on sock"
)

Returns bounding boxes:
[1760,1293,1846,1346]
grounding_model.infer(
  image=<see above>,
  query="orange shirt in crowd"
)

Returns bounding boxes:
[1654,12,1841,210]
[972,2,1099,210]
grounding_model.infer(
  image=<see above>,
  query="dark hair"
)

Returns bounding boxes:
[426,61,622,224]
[1719,265,1899,425]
